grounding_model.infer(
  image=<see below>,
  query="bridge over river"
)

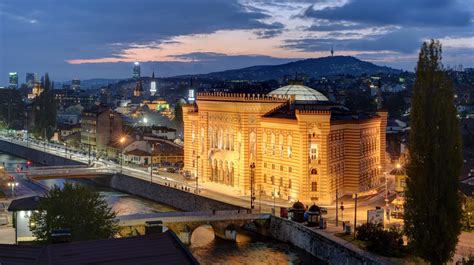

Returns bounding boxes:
[7,165,116,180]
[118,210,270,245]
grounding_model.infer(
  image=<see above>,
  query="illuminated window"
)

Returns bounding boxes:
[279,134,283,158]
[262,133,267,154]
[310,143,318,161]
[287,135,293,158]
[311,182,318,192]
[270,133,275,155]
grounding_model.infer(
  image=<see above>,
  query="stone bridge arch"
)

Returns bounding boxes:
[162,218,270,245]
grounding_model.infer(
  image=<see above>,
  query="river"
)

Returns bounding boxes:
[1,152,323,264]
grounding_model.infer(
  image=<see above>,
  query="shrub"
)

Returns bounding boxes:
[356,223,405,257]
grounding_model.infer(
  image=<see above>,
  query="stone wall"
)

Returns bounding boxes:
[92,174,245,212]
[0,139,84,166]
[265,216,390,265]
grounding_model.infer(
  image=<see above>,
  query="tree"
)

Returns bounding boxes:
[404,40,463,264]
[173,98,185,129]
[30,183,118,243]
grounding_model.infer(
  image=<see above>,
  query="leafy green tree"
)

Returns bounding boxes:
[173,98,186,129]
[404,40,463,264]
[31,73,56,139]
[30,183,118,243]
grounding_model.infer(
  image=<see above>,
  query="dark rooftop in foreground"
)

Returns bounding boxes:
[7,196,43,212]
[0,231,198,265]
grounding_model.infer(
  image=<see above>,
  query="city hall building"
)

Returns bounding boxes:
[183,82,387,204]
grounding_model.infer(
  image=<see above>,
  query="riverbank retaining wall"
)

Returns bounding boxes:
[263,216,389,265]
[0,139,84,166]
[93,174,244,212]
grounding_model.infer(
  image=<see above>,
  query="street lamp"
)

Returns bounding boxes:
[120,137,126,173]
[150,144,154,184]
[195,155,200,194]
[250,163,256,211]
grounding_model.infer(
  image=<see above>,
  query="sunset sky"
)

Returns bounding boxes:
[1,0,473,83]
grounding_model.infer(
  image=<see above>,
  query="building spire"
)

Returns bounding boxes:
[331,44,334,57]
[152,69,155,79]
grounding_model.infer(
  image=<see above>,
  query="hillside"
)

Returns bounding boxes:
[179,56,402,81]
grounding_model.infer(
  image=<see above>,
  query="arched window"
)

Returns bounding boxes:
[287,135,293,158]
[270,133,275,155]
[278,134,283,158]
[200,128,205,154]
[311,168,318,175]
[230,131,234,151]
[262,132,267,154]
[249,132,256,162]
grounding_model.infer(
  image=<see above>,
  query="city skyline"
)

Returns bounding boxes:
[1,0,473,84]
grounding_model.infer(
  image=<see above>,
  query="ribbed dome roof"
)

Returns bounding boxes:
[268,84,329,101]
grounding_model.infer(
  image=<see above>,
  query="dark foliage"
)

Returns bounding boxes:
[404,40,463,264]
[356,223,405,257]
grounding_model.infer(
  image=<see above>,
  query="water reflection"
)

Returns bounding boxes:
[39,178,177,216]
[190,237,325,265]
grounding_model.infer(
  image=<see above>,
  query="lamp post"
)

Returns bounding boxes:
[250,163,256,211]
[64,142,67,158]
[196,155,200,194]
[120,137,126,173]
[150,145,154,184]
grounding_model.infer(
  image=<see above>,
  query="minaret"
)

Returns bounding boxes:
[150,70,157,96]
[331,45,334,57]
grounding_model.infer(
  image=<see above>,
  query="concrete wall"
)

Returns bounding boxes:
[93,174,245,212]
[264,216,389,265]
[0,139,84,166]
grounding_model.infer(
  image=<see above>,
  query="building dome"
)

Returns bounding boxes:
[268,83,329,101]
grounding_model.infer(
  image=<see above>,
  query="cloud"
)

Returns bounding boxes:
[303,0,472,27]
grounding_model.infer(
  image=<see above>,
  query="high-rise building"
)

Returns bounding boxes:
[26,73,38,88]
[183,81,387,204]
[133,62,141,80]
[9,72,18,88]
[150,70,157,96]
[72,78,81,91]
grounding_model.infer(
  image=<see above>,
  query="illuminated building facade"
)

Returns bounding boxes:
[183,82,387,204]
[133,62,141,80]
[9,72,18,88]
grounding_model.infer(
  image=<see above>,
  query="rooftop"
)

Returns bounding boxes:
[268,84,329,101]
[0,232,198,265]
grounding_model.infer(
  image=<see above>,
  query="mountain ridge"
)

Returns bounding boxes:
[176,56,403,81]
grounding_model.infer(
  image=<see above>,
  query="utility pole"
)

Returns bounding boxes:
[336,187,339,226]
[354,193,358,238]
[43,128,46,152]
[250,163,256,211]
[196,155,200,194]
[150,145,154,184]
